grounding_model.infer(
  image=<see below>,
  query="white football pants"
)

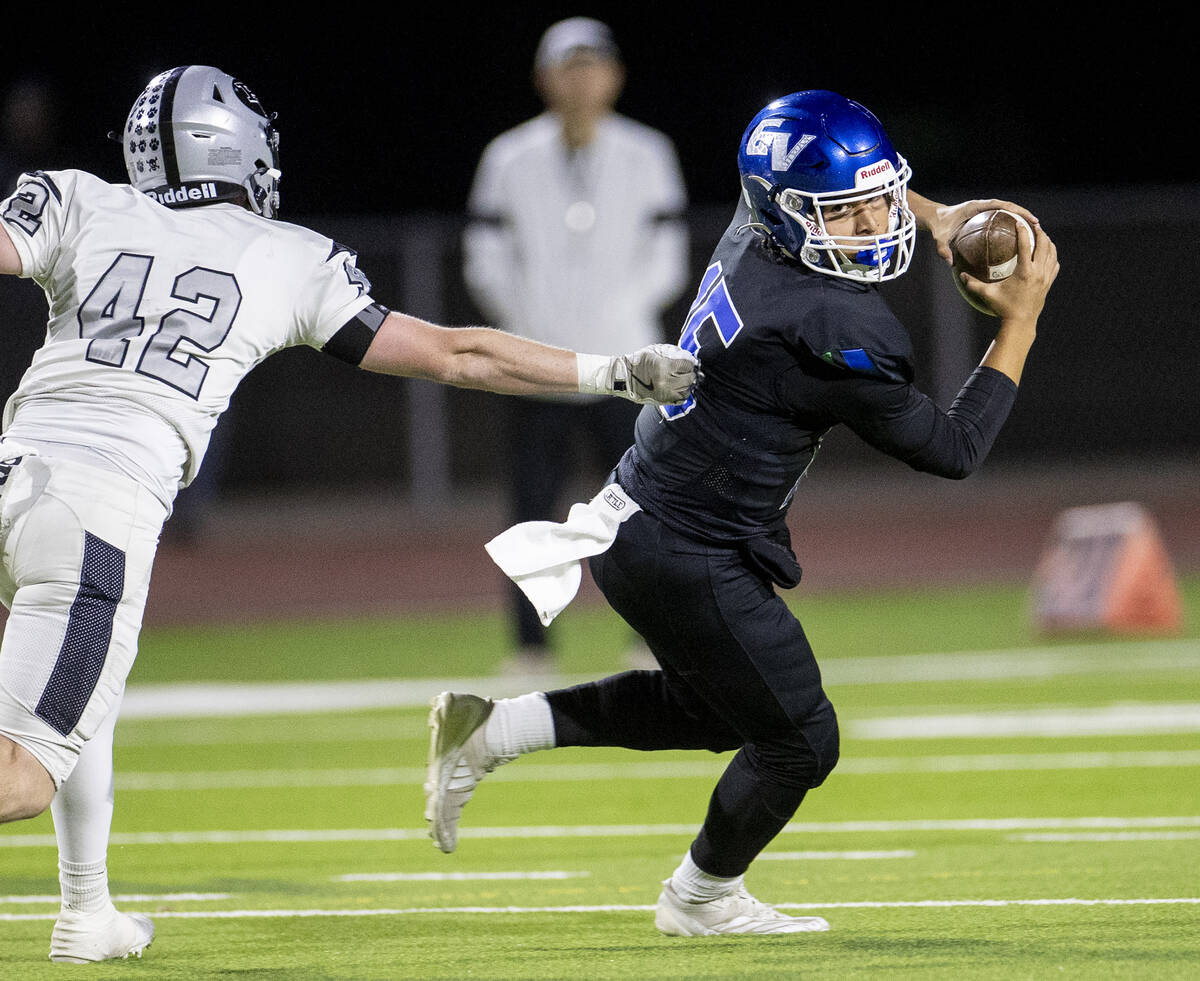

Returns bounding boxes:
[0,448,166,787]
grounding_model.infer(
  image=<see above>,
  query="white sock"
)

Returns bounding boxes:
[57,859,110,915]
[670,850,743,903]
[52,697,121,915]
[484,692,556,758]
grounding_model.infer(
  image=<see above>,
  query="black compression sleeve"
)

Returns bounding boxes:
[822,365,1018,479]
[940,366,1019,473]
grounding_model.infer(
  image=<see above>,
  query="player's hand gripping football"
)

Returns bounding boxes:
[962,220,1059,325]
[919,196,1042,267]
[578,344,700,405]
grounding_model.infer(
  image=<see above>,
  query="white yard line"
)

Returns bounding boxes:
[333,871,590,882]
[1012,831,1200,842]
[775,898,1200,909]
[5,816,1200,849]
[107,749,1200,792]
[4,896,1200,922]
[116,638,1200,720]
[119,677,542,719]
[758,851,915,861]
[0,892,230,905]
[853,704,1200,740]
[116,767,428,790]
[839,750,1200,772]
[116,717,406,746]
[823,642,1200,685]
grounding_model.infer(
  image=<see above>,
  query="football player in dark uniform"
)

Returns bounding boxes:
[425,89,1059,935]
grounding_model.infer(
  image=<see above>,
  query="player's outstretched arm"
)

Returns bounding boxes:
[359,311,698,405]
[908,191,1041,266]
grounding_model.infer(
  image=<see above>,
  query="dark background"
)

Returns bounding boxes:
[2,14,1197,501]
[1,14,1188,212]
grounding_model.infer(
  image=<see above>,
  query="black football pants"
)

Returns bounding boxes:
[545,508,840,878]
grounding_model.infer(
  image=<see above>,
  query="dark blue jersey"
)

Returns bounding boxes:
[618,202,1017,547]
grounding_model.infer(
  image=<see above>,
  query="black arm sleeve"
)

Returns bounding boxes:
[822,366,1018,479]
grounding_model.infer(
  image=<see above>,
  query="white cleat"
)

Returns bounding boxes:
[654,879,830,936]
[424,691,512,854]
[49,903,155,963]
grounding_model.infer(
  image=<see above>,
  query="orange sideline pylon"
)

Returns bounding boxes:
[1032,502,1183,635]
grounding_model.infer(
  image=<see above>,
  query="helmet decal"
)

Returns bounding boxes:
[232,79,269,119]
[126,67,185,187]
[744,120,816,172]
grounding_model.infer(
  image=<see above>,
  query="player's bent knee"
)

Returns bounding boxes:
[753,704,840,790]
[0,735,56,823]
[808,738,840,788]
[805,713,840,788]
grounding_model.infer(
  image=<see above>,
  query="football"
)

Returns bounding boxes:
[950,209,1034,316]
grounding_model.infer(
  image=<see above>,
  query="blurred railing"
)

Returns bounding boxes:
[2,185,1197,505]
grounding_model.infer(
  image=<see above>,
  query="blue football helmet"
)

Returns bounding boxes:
[737,90,915,282]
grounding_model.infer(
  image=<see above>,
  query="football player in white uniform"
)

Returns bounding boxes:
[0,65,698,963]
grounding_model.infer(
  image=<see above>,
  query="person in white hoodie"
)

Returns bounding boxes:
[463,17,691,674]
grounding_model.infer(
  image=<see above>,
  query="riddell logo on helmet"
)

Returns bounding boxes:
[144,182,220,205]
[856,161,894,184]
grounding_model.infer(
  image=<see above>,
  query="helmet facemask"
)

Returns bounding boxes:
[736,90,917,283]
[775,155,916,283]
[243,117,281,218]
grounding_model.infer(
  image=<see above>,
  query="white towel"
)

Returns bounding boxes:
[485,484,641,626]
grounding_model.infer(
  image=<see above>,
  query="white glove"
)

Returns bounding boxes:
[577,344,699,405]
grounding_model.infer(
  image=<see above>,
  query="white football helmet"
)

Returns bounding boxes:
[121,65,281,218]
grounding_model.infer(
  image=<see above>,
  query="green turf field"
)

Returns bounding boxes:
[3,578,1199,979]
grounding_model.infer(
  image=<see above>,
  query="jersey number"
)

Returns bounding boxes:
[661,261,744,420]
[78,253,241,399]
[2,180,51,235]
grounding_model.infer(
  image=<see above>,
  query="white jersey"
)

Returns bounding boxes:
[463,112,688,360]
[0,169,376,507]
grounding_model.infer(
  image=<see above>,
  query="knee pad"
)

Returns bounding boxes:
[746,700,840,790]
[801,699,840,787]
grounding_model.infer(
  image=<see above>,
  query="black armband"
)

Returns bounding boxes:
[466,210,509,230]
[649,208,686,225]
[322,302,390,366]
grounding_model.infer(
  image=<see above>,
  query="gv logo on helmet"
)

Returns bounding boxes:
[745,121,816,172]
